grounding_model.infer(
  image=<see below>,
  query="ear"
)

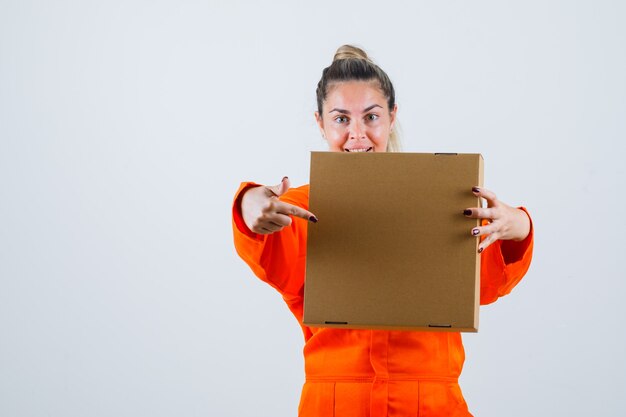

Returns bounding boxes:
[314,111,326,138]
[389,104,398,131]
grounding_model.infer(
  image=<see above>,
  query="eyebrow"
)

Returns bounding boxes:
[328,104,384,114]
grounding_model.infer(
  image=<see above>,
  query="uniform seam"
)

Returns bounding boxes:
[332,382,336,417]
[306,376,457,383]
[416,380,421,417]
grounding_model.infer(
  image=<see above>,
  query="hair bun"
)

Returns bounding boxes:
[333,44,370,62]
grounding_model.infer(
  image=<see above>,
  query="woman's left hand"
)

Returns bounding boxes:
[463,187,531,253]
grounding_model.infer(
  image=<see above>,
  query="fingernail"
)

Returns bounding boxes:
[472,187,480,193]
[472,228,480,236]
[282,176,289,182]
[478,247,483,253]
[463,209,472,216]
[309,216,318,223]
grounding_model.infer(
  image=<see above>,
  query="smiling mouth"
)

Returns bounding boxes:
[344,147,373,152]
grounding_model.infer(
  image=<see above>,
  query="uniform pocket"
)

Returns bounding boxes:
[418,382,471,417]
[334,382,371,417]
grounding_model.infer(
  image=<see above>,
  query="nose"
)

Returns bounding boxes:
[349,119,366,140]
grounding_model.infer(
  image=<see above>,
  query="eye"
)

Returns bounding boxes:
[334,115,349,124]
[366,113,379,121]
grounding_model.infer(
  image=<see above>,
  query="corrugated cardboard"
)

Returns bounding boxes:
[303,152,483,332]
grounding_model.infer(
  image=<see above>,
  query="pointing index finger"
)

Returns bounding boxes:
[275,201,318,223]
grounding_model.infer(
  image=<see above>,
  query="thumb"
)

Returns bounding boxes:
[267,176,291,197]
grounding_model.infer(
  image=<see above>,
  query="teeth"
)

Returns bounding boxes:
[345,147,372,152]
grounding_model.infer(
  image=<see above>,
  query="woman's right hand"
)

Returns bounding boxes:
[241,177,318,234]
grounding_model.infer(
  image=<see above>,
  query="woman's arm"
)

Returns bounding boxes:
[232,178,314,297]
[463,187,535,305]
[463,187,531,253]
[240,177,316,234]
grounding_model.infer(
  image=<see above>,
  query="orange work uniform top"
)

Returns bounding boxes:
[232,182,534,417]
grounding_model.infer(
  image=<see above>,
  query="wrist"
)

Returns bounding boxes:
[512,207,531,241]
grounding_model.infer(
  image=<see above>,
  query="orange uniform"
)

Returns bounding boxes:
[232,182,534,417]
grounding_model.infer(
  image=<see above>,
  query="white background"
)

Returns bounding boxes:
[1,1,625,416]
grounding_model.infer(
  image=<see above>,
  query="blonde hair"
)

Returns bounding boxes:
[316,45,401,152]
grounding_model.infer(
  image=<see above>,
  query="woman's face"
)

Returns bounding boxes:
[315,81,397,153]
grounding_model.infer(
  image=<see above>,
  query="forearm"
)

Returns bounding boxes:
[479,208,534,305]
[232,182,308,296]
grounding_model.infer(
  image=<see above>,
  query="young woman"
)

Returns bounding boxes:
[232,45,533,417]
